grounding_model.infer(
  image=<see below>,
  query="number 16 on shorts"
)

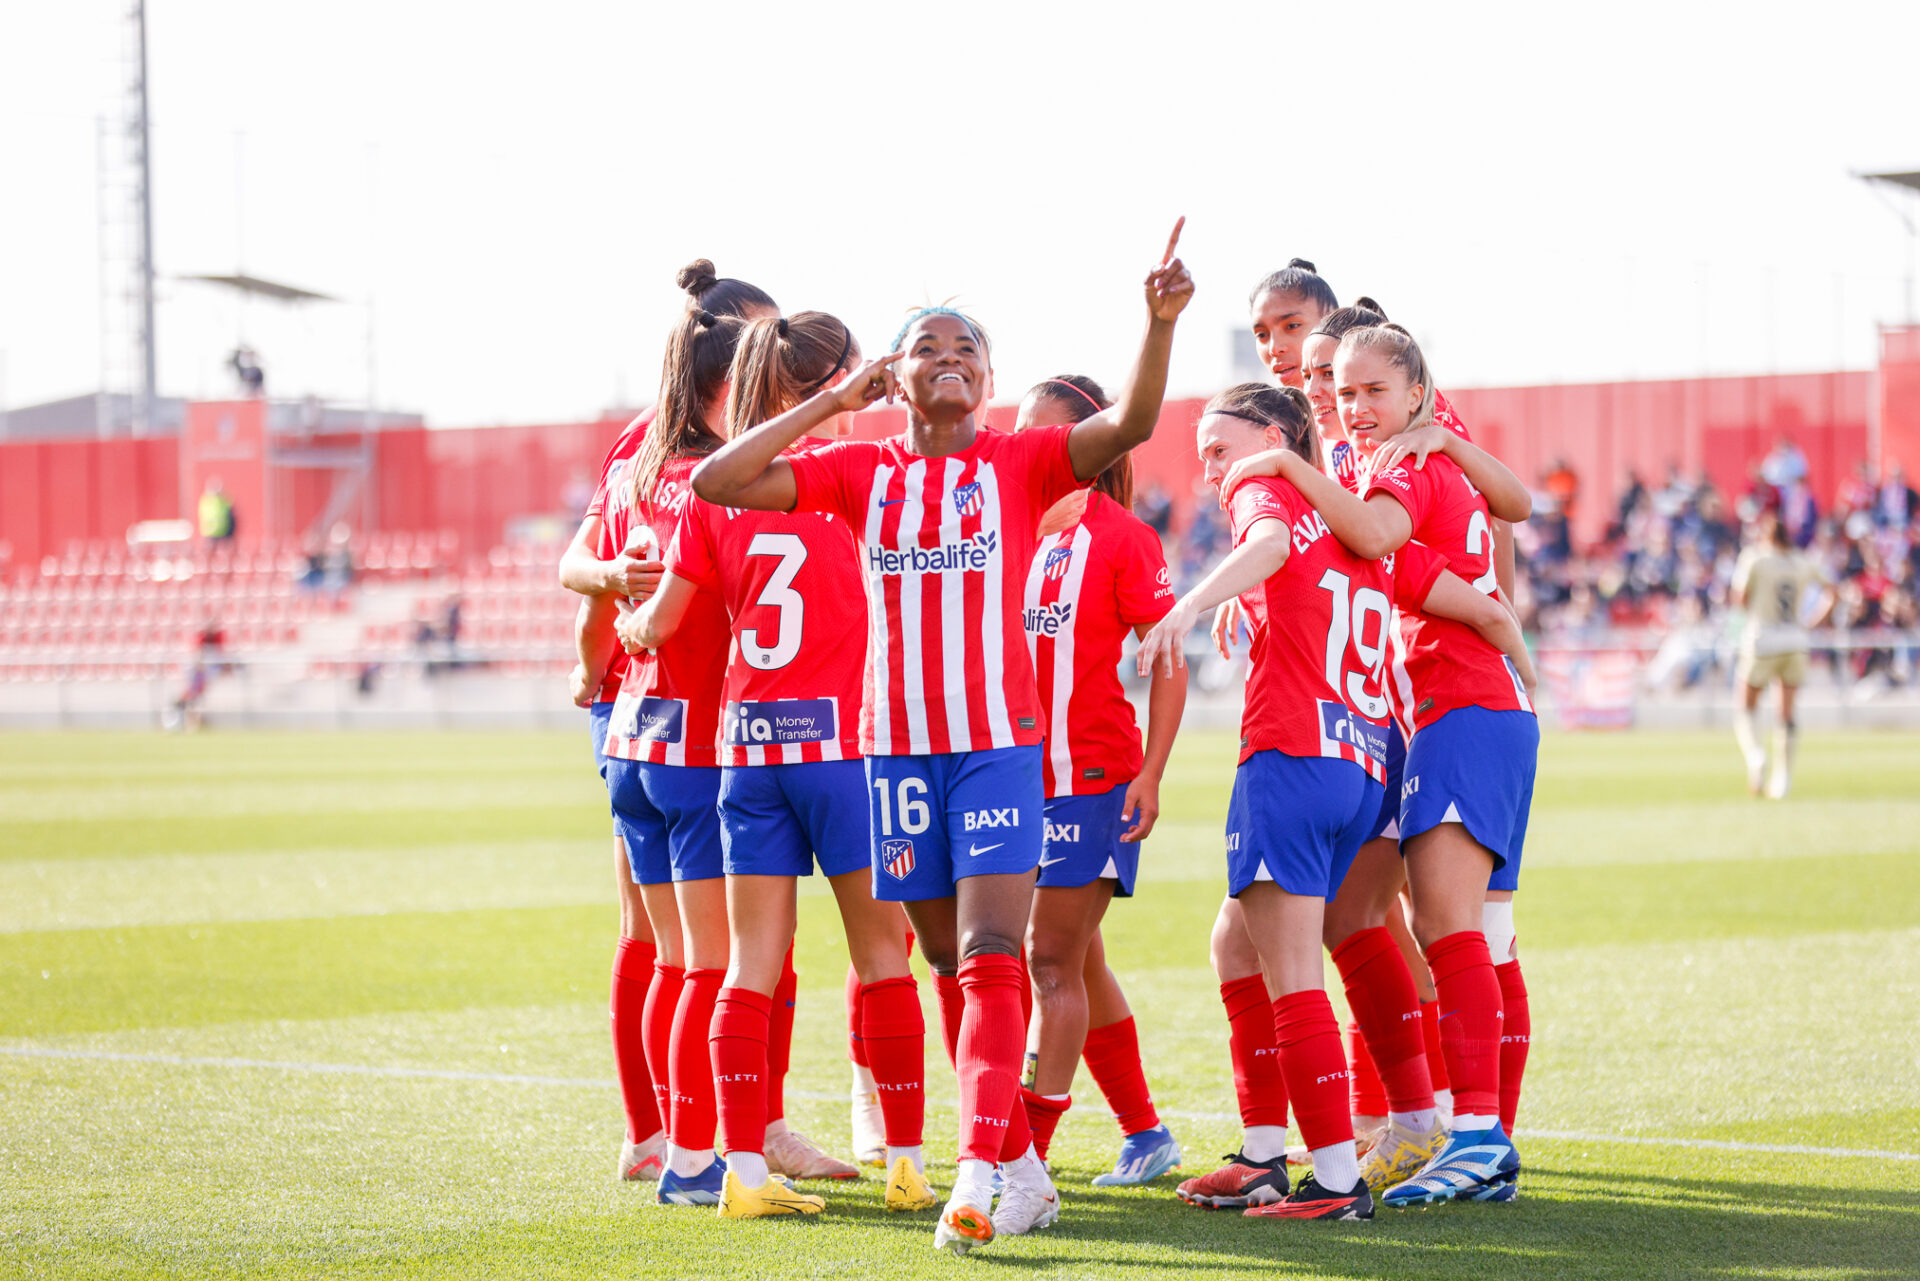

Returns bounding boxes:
[864,747,1047,902]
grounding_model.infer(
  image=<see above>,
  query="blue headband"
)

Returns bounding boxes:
[891,306,983,352]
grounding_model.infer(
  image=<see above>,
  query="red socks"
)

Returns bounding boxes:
[765,948,796,1126]
[1081,1016,1160,1136]
[934,972,964,1069]
[668,967,723,1152]
[611,937,661,1143]
[859,977,925,1147]
[1496,958,1530,1132]
[709,987,771,1155]
[1425,932,1504,1119]
[1420,998,1450,1094]
[1020,1088,1072,1160]
[955,954,1033,1162]
[1272,989,1352,1151]
[1220,975,1288,1129]
[642,962,685,1127]
[1331,926,1436,1114]
[846,964,868,1068]
[1346,1020,1388,1117]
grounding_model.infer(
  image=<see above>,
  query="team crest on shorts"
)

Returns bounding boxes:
[1043,546,1073,581]
[881,839,916,880]
[953,482,984,517]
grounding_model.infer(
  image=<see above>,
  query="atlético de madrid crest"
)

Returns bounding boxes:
[952,482,984,517]
[881,840,916,880]
[1043,546,1073,581]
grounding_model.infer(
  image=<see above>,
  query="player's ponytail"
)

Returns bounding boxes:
[727,312,860,438]
[1248,258,1338,316]
[1203,383,1320,471]
[1337,323,1436,433]
[1029,374,1132,508]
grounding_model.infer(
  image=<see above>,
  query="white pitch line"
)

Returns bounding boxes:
[5,1045,1916,1163]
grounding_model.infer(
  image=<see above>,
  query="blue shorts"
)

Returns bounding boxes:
[1225,752,1383,899]
[1038,784,1139,897]
[589,702,617,829]
[1364,722,1408,844]
[1398,705,1539,890]
[865,745,1044,901]
[719,759,870,879]
[605,758,724,886]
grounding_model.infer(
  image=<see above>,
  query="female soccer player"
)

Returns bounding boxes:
[1139,383,1535,1220]
[620,311,929,1219]
[691,223,1194,1253]
[1014,375,1186,1187]
[1728,512,1832,798]
[1222,325,1541,1207]
[562,260,774,1183]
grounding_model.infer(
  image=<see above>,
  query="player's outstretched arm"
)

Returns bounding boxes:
[1135,519,1289,678]
[1222,450,1413,560]
[1421,569,1537,693]
[1371,426,1532,523]
[573,594,622,706]
[617,573,697,653]
[1068,218,1193,482]
[693,354,901,511]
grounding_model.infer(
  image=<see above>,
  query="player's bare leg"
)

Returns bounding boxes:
[1024,879,1113,1157]
[1733,680,1768,795]
[1767,680,1799,799]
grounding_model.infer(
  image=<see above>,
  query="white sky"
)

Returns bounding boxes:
[3,1,1918,427]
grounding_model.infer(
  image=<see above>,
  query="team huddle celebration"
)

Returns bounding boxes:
[562,220,1540,1253]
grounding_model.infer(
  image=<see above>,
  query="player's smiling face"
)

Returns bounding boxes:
[1302,332,1342,438]
[1334,346,1422,449]
[900,316,987,420]
[1250,289,1322,388]
[1196,413,1278,493]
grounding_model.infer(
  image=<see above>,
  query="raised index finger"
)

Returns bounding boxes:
[1161,216,1186,265]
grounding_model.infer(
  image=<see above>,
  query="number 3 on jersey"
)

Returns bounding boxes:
[741,532,805,670]
[1316,569,1390,720]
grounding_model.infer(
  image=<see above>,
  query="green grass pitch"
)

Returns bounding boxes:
[2,727,1917,1279]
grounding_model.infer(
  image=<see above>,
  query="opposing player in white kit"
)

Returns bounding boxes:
[1730,513,1832,798]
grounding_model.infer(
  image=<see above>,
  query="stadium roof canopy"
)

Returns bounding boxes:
[1860,171,1920,195]
[180,273,336,303]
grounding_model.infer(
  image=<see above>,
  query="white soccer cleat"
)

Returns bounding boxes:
[618,1132,666,1181]
[765,1126,860,1181]
[850,1087,887,1168]
[991,1158,1060,1236]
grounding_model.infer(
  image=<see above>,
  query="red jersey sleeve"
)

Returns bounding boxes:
[1228,478,1296,543]
[1115,520,1176,627]
[1364,459,1438,529]
[1022,424,1085,509]
[665,499,720,592]
[788,439,878,524]
[1431,391,1472,442]
[1391,541,1449,610]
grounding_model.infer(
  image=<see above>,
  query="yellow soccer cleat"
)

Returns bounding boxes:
[884,1157,938,1212]
[1357,1117,1448,1194]
[716,1170,825,1219]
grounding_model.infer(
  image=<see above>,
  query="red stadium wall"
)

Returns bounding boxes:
[1881,325,1920,481]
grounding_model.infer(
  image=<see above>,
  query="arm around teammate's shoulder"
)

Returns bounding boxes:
[693,354,900,511]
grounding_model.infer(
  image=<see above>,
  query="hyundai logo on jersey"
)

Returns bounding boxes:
[953,481,985,516]
[724,699,836,745]
[613,695,686,744]
[881,839,916,880]
[1043,545,1074,581]
[867,530,998,575]
[1317,699,1387,765]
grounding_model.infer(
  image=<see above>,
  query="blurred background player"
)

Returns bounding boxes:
[1730,511,1835,798]
[621,310,926,1218]
[1014,374,1186,1187]
[690,222,1194,1254]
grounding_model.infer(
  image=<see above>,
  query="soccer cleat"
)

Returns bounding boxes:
[991,1164,1060,1237]
[932,1200,994,1254]
[1091,1124,1184,1187]
[1243,1173,1374,1221]
[1380,1122,1521,1207]
[716,1170,825,1218]
[656,1158,726,1206]
[765,1127,860,1181]
[1175,1151,1290,1209]
[618,1132,666,1182]
[1293,1115,1385,1166]
[850,1088,887,1167]
[1357,1117,1448,1193]
[884,1157,938,1211]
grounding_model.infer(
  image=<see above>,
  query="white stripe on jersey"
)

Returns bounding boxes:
[819,697,846,762]
[861,469,895,756]
[938,456,973,752]
[898,459,931,754]
[1387,606,1417,739]
[976,462,1016,749]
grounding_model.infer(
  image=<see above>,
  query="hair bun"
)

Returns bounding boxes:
[1352,295,1387,318]
[1287,257,1318,273]
[676,259,719,295]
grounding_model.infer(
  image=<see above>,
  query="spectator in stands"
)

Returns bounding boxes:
[1759,436,1808,489]
[198,479,235,545]
[1543,458,1578,524]
[1134,480,1174,539]
[1876,463,1918,530]
[228,346,265,397]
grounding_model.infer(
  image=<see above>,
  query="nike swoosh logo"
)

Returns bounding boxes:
[1037,856,1066,868]
[879,498,905,507]
[968,843,1004,857]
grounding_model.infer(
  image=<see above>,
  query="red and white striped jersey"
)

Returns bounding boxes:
[597,454,730,766]
[1228,476,1391,780]
[1366,453,1533,732]
[1022,492,1174,798]
[1328,389,1472,495]
[787,424,1083,757]
[668,444,867,767]
[583,409,654,703]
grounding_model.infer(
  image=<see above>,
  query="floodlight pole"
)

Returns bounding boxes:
[131,0,157,437]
